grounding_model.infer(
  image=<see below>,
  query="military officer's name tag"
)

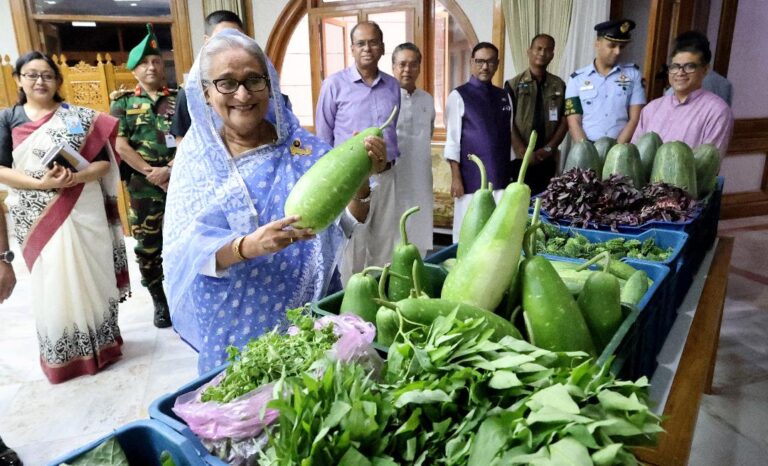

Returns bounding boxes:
[164,133,177,148]
[579,84,594,91]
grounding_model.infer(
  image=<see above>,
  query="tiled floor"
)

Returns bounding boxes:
[0,215,767,465]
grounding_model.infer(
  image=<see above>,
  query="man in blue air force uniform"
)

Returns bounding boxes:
[564,19,646,144]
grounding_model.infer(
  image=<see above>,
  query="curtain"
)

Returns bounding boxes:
[502,0,573,78]
[557,0,610,79]
[502,0,536,78]
[203,0,245,19]
[539,1,573,77]
[555,0,610,171]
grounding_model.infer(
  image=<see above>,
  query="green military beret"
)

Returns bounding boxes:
[127,23,162,70]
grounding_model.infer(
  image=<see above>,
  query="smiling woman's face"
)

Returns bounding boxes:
[205,47,270,137]
[15,59,60,105]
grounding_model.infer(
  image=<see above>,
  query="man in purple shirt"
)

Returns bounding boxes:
[315,21,401,282]
[632,31,733,157]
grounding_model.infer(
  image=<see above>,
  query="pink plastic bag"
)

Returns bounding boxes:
[172,313,382,442]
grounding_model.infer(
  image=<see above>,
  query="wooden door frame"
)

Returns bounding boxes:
[8,0,193,85]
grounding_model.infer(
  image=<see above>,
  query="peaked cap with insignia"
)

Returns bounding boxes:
[594,19,636,42]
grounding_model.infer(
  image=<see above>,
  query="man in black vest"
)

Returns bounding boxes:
[443,42,513,242]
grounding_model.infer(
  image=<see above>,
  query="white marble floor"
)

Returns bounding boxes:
[0,216,767,465]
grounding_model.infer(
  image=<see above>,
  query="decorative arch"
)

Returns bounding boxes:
[265,0,478,74]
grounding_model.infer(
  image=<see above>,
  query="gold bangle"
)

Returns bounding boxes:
[232,236,247,261]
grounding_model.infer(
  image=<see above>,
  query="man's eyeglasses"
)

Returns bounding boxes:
[21,73,56,82]
[473,58,499,67]
[667,62,702,74]
[205,76,269,94]
[353,40,383,49]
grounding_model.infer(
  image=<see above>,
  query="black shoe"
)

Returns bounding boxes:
[153,304,172,328]
[0,437,22,466]
[149,285,172,329]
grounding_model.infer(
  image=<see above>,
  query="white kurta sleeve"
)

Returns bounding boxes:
[443,90,464,162]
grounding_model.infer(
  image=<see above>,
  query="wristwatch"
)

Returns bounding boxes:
[0,250,14,264]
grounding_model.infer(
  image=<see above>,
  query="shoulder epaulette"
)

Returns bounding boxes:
[624,63,639,69]
[109,89,132,101]
[570,71,579,78]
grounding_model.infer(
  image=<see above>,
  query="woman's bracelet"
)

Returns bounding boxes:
[232,236,247,261]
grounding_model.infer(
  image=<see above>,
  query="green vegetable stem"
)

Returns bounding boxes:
[457,154,496,260]
[389,206,427,301]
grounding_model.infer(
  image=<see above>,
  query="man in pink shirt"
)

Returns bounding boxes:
[632,31,734,157]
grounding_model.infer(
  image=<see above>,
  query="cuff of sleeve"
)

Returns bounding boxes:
[340,207,364,237]
[200,250,229,278]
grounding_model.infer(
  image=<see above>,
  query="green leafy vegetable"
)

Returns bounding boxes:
[256,311,661,465]
[160,451,177,466]
[202,307,338,403]
[533,220,673,262]
[62,438,128,466]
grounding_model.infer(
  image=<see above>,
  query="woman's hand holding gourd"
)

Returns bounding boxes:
[239,215,315,259]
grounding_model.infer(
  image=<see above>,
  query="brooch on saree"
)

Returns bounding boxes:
[290,138,312,156]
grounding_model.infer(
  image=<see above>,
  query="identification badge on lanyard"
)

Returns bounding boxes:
[63,107,85,135]
[164,133,177,148]
[548,107,559,122]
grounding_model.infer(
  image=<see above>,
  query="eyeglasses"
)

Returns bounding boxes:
[667,62,702,74]
[473,58,499,67]
[353,40,383,49]
[205,76,269,94]
[21,73,56,82]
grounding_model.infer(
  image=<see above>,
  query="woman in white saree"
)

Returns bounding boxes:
[0,52,129,384]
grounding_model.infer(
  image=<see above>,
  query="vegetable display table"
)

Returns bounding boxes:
[635,236,733,465]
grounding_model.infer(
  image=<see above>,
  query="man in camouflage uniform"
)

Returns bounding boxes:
[110,24,176,328]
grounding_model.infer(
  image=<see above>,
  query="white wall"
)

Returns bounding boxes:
[252,0,288,49]
[189,0,206,60]
[622,0,651,68]
[0,0,19,60]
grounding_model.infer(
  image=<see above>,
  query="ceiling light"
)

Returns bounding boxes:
[44,1,57,4]
[72,21,97,27]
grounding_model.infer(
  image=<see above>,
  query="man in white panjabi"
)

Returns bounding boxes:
[392,43,436,256]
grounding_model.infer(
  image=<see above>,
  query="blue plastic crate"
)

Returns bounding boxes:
[48,420,208,466]
[148,366,229,466]
[426,246,670,379]
[424,243,458,265]
[671,176,724,308]
[542,256,670,379]
[537,176,724,237]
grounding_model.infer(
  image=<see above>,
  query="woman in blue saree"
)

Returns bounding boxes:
[164,31,386,373]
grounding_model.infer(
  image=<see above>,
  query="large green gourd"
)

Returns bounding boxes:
[563,139,602,173]
[650,141,698,198]
[441,132,537,311]
[285,106,398,231]
[693,143,721,198]
[602,143,645,188]
[635,131,662,182]
[457,154,496,260]
[593,136,617,167]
